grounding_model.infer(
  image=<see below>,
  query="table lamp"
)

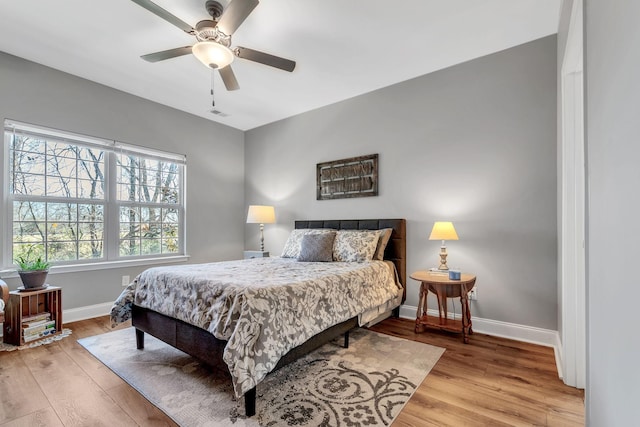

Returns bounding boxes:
[246,205,276,252]
[429,221,459,270]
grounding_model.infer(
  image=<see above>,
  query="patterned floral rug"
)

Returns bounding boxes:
[78,327,444,426]
[0,328,73,352]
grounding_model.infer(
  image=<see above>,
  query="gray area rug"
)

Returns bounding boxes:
[78,327,444,426]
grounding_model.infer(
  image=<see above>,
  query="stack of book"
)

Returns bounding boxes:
[22,312,56,343]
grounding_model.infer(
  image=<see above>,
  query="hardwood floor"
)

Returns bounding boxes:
[0,316,584,426]
[370,318,584,426]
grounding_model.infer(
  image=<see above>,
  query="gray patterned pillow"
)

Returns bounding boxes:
[333,230,381,262]
[281,228,336,258]
[297,232,336,262]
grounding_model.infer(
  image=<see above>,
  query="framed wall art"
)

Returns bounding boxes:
[316,153,378,200]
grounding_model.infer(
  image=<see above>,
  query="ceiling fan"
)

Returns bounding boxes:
[131,0,296,91]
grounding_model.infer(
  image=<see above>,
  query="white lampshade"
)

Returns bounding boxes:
[192,41,234,69]
[246,205,276,224]
[429,221,459,241]
[429,221,458,270]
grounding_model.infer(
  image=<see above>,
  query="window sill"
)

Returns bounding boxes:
[0,255,191,279]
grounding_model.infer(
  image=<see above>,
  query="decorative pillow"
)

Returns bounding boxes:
[373,228,393,261]
[297,232,336,262]
[281,228,335,258]
[332,230,381,262]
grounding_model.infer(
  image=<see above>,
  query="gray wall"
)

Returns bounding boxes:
[0,51,245,310]
[245,36,558,329]
[585,1,640,424]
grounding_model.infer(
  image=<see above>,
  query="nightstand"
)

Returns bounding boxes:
[244,251,269,259]
[411,270,477,343]
[3,285,63,346]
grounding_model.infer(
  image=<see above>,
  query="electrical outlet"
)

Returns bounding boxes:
[468,287,478,301]
[121,275,130,287]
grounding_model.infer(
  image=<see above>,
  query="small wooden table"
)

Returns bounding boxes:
[3,285,63,346]
[411,271,476,343]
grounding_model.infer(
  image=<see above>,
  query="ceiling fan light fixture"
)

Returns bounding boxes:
[192,41,234,69]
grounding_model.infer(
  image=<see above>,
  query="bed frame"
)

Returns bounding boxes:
[132,218,406,417]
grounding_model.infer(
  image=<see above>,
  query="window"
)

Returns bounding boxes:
[4,120,185,268]
[116,153,181,257]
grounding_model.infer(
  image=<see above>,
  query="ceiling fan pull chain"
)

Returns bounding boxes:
[211,69,215,106]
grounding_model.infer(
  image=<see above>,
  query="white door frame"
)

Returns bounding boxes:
[559,0,585,389]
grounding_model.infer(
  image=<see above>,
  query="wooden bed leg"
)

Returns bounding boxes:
[392,306,400,318]
[245,387,256,417]
[344,330,350,348]
[135,328,145,349]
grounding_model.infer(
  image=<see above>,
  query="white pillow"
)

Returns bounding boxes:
[281,228,336,258]
[333,230,381,262]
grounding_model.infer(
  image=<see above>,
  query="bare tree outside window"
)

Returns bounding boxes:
[117,153,180,257]
[5,122,184,268]
[10,135,104,263]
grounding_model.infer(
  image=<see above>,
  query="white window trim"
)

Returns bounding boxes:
[3,119,188,271]
[0,254,190,278]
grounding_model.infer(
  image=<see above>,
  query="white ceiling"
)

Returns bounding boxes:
[0,0,560,131]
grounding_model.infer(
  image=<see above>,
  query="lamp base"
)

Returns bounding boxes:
[259,223,265,252]
[438,246,449,270]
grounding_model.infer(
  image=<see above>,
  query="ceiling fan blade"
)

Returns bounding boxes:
[235,47,296,72]
[219,65,240,91]
[130,0,194,34]
[217,0,259,35]
[141,46,193,62]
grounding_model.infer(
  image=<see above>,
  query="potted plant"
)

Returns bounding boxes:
[15,250,51,290]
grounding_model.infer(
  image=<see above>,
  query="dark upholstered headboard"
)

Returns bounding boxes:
[294,219,407,304]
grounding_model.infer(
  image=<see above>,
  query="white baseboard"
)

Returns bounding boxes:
[63,302,113,324]
[61,301,564,378]
[64,302,561,347]
[400,304,562,376]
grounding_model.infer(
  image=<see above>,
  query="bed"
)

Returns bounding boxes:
[111,218,406,416]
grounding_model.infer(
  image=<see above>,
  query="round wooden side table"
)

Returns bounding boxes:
[411,270,477,343]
